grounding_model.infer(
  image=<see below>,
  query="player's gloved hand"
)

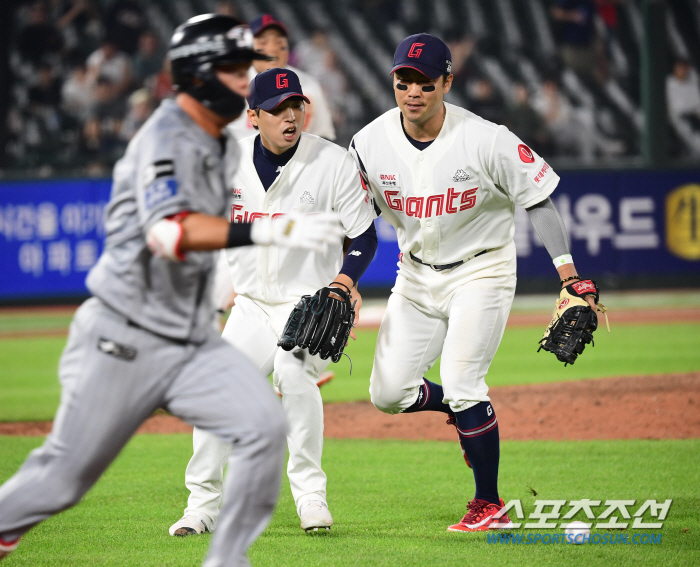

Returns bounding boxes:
[538,279,609,366]
[278,284,356,363]
[250,212,343,252]
[146,217,186,261]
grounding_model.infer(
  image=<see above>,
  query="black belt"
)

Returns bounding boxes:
[409,250,489,271]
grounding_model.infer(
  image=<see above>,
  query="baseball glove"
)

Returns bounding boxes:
[538,279,609,366]
[278,284,356,363]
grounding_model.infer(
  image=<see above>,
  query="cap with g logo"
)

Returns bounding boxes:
[390,33,452,80]
[249,13,288,37]
[247,67,310,111]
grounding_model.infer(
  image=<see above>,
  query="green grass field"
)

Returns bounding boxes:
[0,435,697,566]
[0,299,699,566]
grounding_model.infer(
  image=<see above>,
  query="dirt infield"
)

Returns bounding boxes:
[2,307,699,339]
[2,372,698,440]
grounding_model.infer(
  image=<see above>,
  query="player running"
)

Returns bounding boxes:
[0,15,341,565]
[168,68,377,536]
[217,12,338,389]
[349,33,598,532]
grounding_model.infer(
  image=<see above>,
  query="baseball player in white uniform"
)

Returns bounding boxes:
[169,68,377,536]
[0,16,342,566]
[349,34,596,532]
[228,13,336,141]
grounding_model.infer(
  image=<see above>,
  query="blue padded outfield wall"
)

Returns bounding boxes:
[1,170,699,300]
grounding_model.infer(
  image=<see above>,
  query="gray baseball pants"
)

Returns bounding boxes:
[0,297,286,567]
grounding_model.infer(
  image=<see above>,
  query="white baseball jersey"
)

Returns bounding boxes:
[350,103,559,265]
[228,65,336,140]
[225,132,374,305]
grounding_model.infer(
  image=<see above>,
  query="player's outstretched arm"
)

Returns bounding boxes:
[525,197,596,309]
[147,212,343,261]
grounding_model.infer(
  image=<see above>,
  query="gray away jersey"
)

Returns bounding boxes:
[86,99,239,343]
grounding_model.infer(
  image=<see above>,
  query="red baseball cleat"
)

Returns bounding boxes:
[446,416,471,468]
[447,498,513,532]
[316,371,335,388]
[0,536,20,560]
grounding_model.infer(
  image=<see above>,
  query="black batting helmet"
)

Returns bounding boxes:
[169,14,270,118]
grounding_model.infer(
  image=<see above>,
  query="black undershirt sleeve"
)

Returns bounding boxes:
[338,222,378,285]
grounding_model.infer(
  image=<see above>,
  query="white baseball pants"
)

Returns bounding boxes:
[370,244,517,414]
[183,295,330,530]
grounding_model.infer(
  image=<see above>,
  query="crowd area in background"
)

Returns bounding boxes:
[5,0,700,177]
[8,0,170,176]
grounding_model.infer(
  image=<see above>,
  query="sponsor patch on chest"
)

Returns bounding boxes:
[300,191,315,204]
[452,169,470,182]
[232,187,244,201]
[378,172,400,187]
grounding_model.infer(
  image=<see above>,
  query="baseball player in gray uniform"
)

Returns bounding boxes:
[0,15,340,566]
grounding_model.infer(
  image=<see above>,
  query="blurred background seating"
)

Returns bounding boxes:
[2,0,700,177]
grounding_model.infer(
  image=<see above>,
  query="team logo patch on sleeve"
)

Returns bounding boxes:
[142,159,175,186]
[144,178,178,210]
[518,144,535,163]
[378,172,400,187]
[533,162,551,184]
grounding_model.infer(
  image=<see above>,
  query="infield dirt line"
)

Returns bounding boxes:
[2,372,698,441]
[2,308,699,340]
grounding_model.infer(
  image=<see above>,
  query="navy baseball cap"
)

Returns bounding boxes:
[249,13,288,37]
[390,33,452,79]
[247,68,310,111]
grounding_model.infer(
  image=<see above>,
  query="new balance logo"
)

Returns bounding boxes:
[300,191,315,204]
[453,169,470,182]
[348,250,362,256]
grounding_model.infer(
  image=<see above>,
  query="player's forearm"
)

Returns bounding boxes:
[525,197,570,262]
[330,273,355,291]
[146,214,254,262]
[556,264,580,287]
[180,213,253,251]
[148,212,344,261]
[337,222,378,286]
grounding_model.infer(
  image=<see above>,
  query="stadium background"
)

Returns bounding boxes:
[0,1,699,566]
[1,0,699,301]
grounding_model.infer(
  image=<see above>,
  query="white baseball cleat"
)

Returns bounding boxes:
[299,500,333,533]
[0,536,19,560]
[169,515,208,537]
